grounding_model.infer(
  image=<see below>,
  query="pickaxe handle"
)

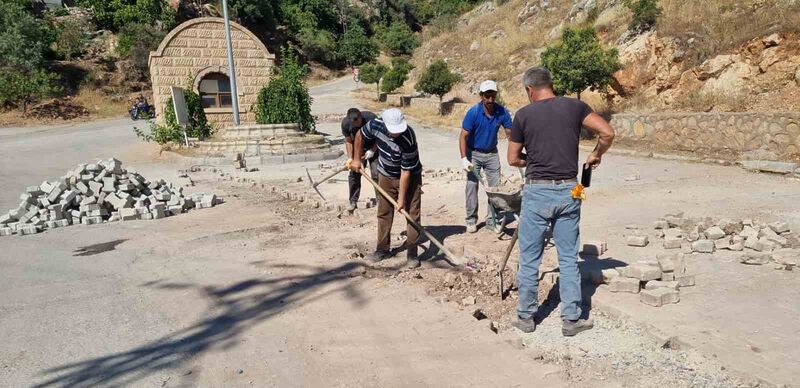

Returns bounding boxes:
[498,226,519,299]
[359,168,463,267]
[312,165,348,189]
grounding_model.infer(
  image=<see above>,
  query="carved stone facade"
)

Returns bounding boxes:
[149,17,275,127]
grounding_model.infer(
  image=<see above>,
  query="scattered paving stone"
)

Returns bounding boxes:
[717,219,743,235]
[739,253,772,265]
[663,238,682,249]
[626,235,649,247]
[644,280,680,290]
[653,219,669,229]
[609,277,640,293]
[674,274,696,287]
[691,240,715,253]
[640,288,680,307]
[704,226,726,240]
[768,221,790,234]
[626,264,662,281]
[664,228,683,240]
[772,249,799,267]
[580,240,607,256]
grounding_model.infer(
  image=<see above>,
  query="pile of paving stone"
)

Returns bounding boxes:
[624,212,798,269]
[594,252,694,307]
[0,158,218,237]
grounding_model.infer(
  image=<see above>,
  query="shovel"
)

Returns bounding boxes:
[359,168,463,267]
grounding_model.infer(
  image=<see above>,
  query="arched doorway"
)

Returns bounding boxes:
[198,72,233,109]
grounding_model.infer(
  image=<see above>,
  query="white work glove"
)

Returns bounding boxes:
[363,150,375,160]
[461,157,474,172]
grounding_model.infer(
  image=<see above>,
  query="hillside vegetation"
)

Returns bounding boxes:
[406,0,800,113]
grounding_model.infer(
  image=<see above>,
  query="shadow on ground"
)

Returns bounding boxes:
[73,239,128,257]
[34,261,366,388]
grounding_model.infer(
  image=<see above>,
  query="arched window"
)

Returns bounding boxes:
[198,73,232,108]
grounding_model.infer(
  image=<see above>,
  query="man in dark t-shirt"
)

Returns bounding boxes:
[342,108,379,211]
[507,67,615,336]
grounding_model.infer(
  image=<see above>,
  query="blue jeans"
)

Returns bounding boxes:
[516,183,582,321]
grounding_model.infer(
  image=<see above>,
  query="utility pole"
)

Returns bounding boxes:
[221,0,240,126]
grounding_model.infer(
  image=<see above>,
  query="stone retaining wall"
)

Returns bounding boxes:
[611,112,800,161]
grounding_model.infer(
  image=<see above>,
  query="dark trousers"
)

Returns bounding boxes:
[377,172,422,258]
[348,157,379,204]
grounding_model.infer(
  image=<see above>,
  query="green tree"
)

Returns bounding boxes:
[540,26,621,100]
[381,57,414,93]
[0,1,52,71]
[375,21,420,56]
[415,59,461,113]
[359,62,389,100]
[337,25,379,66]
[117,23,167,81]
[297,28,340,66]
[253,49,316,133]
[626,0,662,32]
[0,69,60,114]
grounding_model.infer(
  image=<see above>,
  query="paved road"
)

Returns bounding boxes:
[0,118,142,211]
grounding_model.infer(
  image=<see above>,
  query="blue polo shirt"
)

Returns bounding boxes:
[462,102,513,152]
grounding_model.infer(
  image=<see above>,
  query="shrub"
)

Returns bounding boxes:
[135,88,212,144]
[117,23,167,80]
[76,0,176,31]
[297,28,341,66]
[337,25,379,67]
[540,26,621,100]
[54,19,88,60]
[416,59,461,111]
[0,68,61,114]
[253,49,315,133]
[381,58,414,93]
[626,0,661,32]
[375,21,420,56]
[359,62,389,100]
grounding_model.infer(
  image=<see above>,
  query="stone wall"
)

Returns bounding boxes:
[149,18,275,128]
[611,112,800,161]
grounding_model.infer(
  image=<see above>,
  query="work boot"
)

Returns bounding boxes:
[562,318,593,337]
[466,223,477,233]
[365,250,390,262]
[511,316,536,333]
[405,257,421,269]
[347,201,357,212]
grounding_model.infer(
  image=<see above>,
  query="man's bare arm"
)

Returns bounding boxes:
[345,137,354,159]
[350,131,364,172]
[582,113,615,167]
[507,141,526,168]
[459,129,470,159]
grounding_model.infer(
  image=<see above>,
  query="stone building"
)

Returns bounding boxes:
[149,17,275,127]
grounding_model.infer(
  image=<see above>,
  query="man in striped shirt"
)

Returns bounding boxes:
[351,108,423,268]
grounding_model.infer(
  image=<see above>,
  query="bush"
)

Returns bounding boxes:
[540,26,621,100]
[381,58,414,93]
[253,49,315,133]
[0,1,52,71]
[375,22,420,56]
[117,23,166,80]
[135,88,212,144]
[76,0,176,31]
[359,62,389,100]
[626,0,661,32]
[416,59,461,108]
[54,19,88,60]
[0,68,61,114]
[337,25,379,67]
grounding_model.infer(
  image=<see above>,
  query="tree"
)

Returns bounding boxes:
[0,69,60,114]
[375,21,420,56]
[253,49,316,133]
[337,25,379,66]
[297,28,340,66]
[75,0,177,31]
[540,26,621,100]
[54,19,88,60]
[381,57,414,93]
[416,59,460,113]
[626,0,662,32]
[359,62,389,100]
[0,1,52,71]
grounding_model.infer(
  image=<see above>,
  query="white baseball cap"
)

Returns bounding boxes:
[479,80,498,93]
[382,108,408,134]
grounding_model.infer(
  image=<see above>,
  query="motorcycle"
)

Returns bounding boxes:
[129,98,156,120]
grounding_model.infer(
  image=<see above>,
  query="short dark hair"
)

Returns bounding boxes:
[523,67,553,90]
[346,108,361,121]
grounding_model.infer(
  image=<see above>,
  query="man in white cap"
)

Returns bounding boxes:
[351,108,423,268]
[459,80,513,233]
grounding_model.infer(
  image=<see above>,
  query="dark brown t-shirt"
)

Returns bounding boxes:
[510,97,593,180]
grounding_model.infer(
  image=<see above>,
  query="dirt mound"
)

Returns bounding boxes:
[29,98,90,121]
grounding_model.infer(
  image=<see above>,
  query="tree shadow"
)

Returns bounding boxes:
[34,261,366,388]
[73,239,128,257]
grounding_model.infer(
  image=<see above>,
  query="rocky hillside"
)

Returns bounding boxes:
[408,0,800,113]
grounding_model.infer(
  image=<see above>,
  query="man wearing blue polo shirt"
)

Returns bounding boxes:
[460,80,513,233]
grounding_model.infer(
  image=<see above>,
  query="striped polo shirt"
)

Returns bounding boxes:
[360,118,422,179]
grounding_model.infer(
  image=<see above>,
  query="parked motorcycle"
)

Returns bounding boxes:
[129,97,156,120]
